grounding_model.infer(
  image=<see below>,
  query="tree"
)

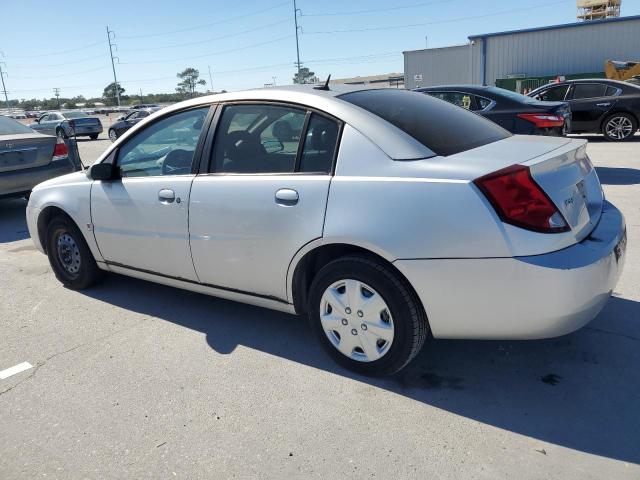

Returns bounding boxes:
[176,68,206,98]
[102,82,125,106]
[293,67,319,85]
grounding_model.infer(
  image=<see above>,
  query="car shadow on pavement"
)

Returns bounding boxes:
[595,167,640,185]
[81,274,640,464]
[0,198,30,243]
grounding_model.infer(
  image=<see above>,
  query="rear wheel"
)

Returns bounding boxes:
[108,129,118,142]
[307,255,428,375]
[602,113,637,141]
[46,216,104,289]
[89,133,99,140]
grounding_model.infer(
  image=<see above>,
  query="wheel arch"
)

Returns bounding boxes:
[37,205,76,254]
[289,241,426,318]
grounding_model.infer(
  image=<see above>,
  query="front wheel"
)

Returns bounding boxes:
[307,255,429,376]
[108,129,118,142]
[46,216,104,289]
[602,113,637,141]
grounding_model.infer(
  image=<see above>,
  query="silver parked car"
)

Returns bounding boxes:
[0,115,80,199]
[29,111,103,140]
[25,86,626,375]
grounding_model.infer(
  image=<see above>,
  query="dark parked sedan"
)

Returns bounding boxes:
[416,85,571,136]
[28,111,103,140]
[0,115,81,199]
[528,79,640,141]
[108,107,160,142]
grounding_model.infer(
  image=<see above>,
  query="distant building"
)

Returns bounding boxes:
[330,73,404,88]
[404,15,640,92]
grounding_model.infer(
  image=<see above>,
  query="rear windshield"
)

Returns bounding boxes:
[62,111,87,119]
[340,89,510,157]
[0,115,34,135]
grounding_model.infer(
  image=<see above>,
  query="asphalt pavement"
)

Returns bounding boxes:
[1,133,639,479]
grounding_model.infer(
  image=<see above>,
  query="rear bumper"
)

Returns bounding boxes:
[395,201,626,339]
[0,159,80,197]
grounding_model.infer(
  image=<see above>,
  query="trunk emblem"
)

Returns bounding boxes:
[4,143,15,149]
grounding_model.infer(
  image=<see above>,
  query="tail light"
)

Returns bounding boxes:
[474,164,569,233]
[517,113,564,128]
[52,139,69,161]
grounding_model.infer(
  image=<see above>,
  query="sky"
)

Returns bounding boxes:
[2,0,639,100]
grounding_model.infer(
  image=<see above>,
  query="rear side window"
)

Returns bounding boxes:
[341,89,510,157]
[572,83,607,99]
[605,86,619,96]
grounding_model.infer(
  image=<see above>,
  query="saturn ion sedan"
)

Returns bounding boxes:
[25,86,627,375]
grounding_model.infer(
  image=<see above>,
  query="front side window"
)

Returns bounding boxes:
[117,107,208,178]
[537,85,569,102]
[342,89,510,157]
[572,83,607,100]
[212,104,306,174]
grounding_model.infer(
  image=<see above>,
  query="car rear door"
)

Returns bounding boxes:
[91,106,211,281]
[567,83,616,132]
[189,103,341,301]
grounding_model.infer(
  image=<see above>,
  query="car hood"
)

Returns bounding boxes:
[32,170,89,192]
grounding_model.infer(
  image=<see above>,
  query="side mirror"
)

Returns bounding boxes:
[87,162,116,181]
[34,118,40,123]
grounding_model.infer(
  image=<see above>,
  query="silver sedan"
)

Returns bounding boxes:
[25,86,626,375]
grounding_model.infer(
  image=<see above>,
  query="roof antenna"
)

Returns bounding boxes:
[314,74,331,91]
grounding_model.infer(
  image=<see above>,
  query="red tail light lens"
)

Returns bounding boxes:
[517,113,564,128]
[474,164,569,233]
[52,140,69,161]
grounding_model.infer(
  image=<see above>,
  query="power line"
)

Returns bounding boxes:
[10,54,108,69]
[119,18,291,52]
[305,0,572,34]
[119,0,290,39]
[119,35,292,65]
[301,0,453,17]
[8,41,105,59]
[11,66,110,80]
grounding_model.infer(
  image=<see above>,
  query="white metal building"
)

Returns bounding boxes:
[404,15,640,91]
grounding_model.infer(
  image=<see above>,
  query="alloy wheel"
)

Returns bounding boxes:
[109,130,118,142]
[605,116,633,140]
[319,279,394,362]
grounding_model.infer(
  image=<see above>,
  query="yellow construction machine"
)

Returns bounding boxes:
[605,60,640,85]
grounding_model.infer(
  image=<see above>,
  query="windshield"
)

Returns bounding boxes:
[0,115,34,135]
[62,111,87,119]
[487,87,539,104]
[340,89,510,157]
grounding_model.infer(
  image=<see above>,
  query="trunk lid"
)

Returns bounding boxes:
[0,133,56,173]
[448,135,602,251]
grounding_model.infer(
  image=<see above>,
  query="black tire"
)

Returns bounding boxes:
[46,215,104,289]
[89,133,99,140]
[307,255,429,376]
[602,112,638,142]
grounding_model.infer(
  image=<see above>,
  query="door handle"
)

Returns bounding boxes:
[275,188,299,206]
[596,102,611,107]
[158,188,176,204]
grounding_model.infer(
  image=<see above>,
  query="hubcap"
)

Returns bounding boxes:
[109,130,117,142]
[605,116,633,140]
[320,279,394,362]
[56,232,81,277]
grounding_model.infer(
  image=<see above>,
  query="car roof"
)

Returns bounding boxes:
[148,84,436,160]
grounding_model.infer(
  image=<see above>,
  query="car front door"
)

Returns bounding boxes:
[32,114,50,133]
[567,83,616,132]
[189,103,341,301]
[91,106,211,281]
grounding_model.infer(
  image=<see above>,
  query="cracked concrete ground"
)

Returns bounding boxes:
[0,134,639,479]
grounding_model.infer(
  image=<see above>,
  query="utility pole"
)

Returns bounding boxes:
[272,76,277,86]
[106,26,121,107]
[0,61,9,112]
[293,0,302,83]
[207,65,213,92]
[53,88,60,109]
[139,88,143,104]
